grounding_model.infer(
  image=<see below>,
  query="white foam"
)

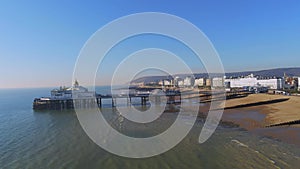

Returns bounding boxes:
[231,139,249,148]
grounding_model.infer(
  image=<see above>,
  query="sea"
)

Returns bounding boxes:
[0,87,299,169]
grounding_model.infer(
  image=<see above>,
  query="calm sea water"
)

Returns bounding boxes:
[0,88,299,169]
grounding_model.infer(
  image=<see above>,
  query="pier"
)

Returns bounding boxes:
[33,89,246,110]
[33,92,181,110]
[33,80,248,110]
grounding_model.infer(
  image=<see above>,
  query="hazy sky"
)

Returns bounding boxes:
[1,0,299,88]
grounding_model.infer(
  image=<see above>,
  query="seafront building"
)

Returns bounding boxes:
[205,78,211,86]
[158,80,171,86]
[178,80,184,87]
[194,78,205,87]
[183,76,195,87]
[225,74,283,90]
[174,76,180,87]
[212,77,225,88]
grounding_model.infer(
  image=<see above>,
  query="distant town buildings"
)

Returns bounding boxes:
[139,72,300,93]
[282,73,300,90]
[158,80,171,86]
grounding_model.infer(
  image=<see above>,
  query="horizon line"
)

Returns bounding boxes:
[1,66,299,89]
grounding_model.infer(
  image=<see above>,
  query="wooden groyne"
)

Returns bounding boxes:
[224,98,290,110]
[266,119,300,127]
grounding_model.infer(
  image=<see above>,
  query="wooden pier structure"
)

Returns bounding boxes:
[33,91,181,110]
[33,89,248,110]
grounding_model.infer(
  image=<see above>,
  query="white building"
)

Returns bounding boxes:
[206,78,211,86]
[194,78,205,87]
[159,80,171,86]
[225,74,283,90]
[225,74,257,88]
[212,77,224,87]
[178,80,184,87]
[257,78,283,90]
[174,76,180,86]
[183,76,194,87]
[164,80,171,86]
[51,80,95,99]
[158,80,163,86]
[225,77,257,87]
[51,88,72,99]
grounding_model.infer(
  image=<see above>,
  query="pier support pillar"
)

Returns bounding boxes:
[112,98,116,107]
[141,97,147,105]
[97,98,102,108]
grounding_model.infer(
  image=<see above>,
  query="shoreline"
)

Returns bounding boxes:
[221,94,300,147]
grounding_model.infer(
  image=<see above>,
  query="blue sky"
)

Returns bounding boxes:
[0,0,299,88]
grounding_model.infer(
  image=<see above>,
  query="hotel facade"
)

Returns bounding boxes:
[225,74,283,90]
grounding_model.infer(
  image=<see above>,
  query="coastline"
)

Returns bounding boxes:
[221,94,300,147]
